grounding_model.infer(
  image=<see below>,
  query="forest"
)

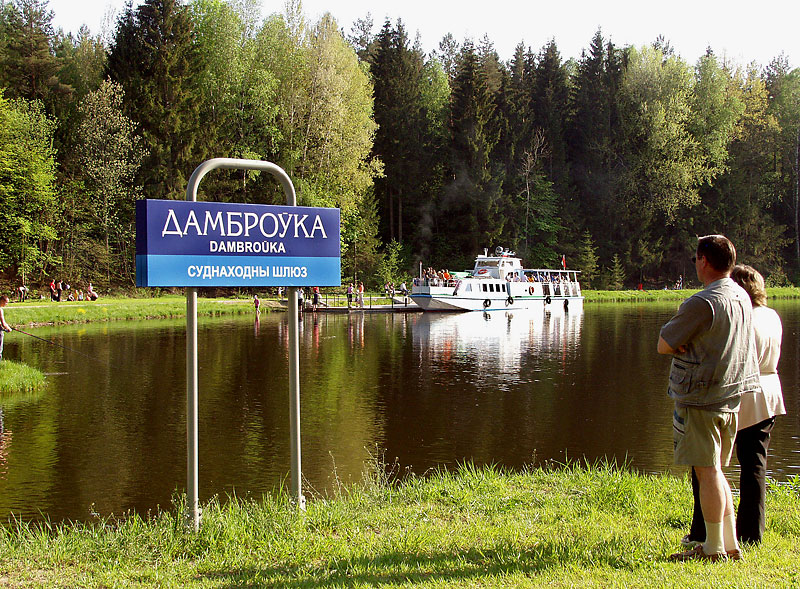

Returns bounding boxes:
[1,0,799,291]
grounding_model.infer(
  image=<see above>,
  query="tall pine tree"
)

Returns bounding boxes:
[107,0,203,199]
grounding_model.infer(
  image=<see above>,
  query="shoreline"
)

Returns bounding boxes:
[3,287,800,330]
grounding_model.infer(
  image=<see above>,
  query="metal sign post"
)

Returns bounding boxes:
[136,158,340,530]
[180,158,309,530]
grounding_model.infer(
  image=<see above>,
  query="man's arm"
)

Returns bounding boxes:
[657,296,712,356]
[657,336,686,355]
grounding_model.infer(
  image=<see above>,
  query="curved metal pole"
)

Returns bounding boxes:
[185,158,304,532]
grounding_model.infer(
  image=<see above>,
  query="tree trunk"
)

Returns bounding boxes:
[398,196,403,243]
[795,126,799,268]
[388,189,394,242]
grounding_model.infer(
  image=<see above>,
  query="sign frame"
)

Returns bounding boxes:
[135,199,340,287]
[180,158,310,531]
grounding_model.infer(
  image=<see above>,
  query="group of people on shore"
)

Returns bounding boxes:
[47,280,98,302]
[658,235,785,562]
[9,281,99,303]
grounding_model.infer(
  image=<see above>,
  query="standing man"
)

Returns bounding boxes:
[657,235,761,561]
[0,296,11,361]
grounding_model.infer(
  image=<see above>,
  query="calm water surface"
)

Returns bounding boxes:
[1,301,798,521]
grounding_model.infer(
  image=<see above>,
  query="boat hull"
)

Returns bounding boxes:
[411,284,583,312]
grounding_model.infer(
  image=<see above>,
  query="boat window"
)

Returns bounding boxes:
[476,260,499,267]
[465,284,471,292]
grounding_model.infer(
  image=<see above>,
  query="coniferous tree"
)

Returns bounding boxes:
[434,32,459,84]
[574,230,599,287]
[608,253,625,290]
[568,31,609,229]
[765,56,800,273]
[530,40,570,195]
[369,19,441,251]
[0,0,72,113]
[107,0,203,199]
[442,40,505,264]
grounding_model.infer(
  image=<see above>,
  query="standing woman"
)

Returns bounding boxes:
[685,264,786,547]
[731,264,786,543]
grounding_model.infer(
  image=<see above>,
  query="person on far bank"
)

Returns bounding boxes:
[684,264,786,548]
[0,296,11,361]
[657,235,761,562]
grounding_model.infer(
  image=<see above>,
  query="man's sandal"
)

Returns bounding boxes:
[669,545,725,562]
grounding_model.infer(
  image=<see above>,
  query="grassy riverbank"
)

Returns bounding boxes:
[2,296,261,328]
[583,286,800,302]
[0,462,797,587]
[0,359,47,395]
[3,287,800,330]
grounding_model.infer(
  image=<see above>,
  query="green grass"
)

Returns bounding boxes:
[0,359,47,397]
[583,286,800,303]
[0,461,798,587]
[3,295,260,328]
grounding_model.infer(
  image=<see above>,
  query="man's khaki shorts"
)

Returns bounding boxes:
[673,405,737,467]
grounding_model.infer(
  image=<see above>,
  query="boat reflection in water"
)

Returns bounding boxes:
[412,305,584,378]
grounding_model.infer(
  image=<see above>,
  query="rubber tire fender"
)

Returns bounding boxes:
[545,295,551,305]
[506,296,514,306]
[483,299,491,309]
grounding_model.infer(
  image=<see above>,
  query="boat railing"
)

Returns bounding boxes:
[413,277,459,288]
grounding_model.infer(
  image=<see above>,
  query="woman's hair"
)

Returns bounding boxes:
[731,264,767,307]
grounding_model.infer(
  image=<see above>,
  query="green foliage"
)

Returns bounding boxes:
[608,253,625,290]
[376,239,411,286]
[0,0,73,110]
[617,46,704,220]
[107,0,204,199]
[341,191,383,287]
[0,92,60,282]
[77,79,147,284]
[575,230,599,287]
[2,4,800,287]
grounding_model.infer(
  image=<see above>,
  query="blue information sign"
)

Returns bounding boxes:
[136,200,341,287]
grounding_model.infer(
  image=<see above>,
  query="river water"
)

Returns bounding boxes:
[0,302,798,521]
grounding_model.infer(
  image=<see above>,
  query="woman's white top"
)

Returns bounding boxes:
[738,305,786,430]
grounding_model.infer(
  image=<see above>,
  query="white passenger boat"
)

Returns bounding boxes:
[411,247,583,312]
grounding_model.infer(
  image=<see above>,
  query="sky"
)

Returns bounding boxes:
[47,0,799,68]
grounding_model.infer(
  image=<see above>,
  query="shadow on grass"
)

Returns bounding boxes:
[199,538,643,587]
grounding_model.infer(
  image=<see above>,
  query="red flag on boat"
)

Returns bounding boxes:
[561,254,566,269]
